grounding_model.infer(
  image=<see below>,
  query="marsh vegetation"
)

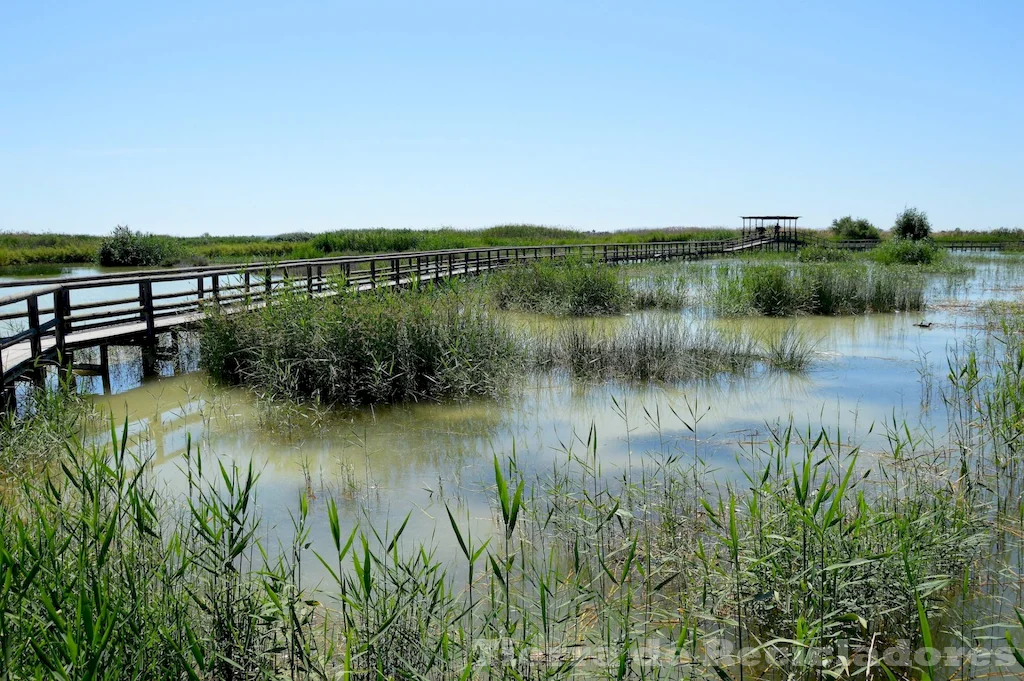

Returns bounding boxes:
[3,251,1024,679]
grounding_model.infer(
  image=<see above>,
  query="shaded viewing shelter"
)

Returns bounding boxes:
[741,216,799,241]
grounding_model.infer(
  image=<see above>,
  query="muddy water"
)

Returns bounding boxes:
[70,254,1022,576]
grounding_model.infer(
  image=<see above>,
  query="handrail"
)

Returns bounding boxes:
[0,284,61,307]
[1,239,745,289]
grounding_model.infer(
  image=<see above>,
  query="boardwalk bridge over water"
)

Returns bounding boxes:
[0,233,1018,398]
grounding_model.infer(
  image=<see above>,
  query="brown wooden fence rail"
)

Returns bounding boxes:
[1,235,792,387]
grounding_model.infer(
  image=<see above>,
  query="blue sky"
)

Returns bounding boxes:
[1,1,1021,236]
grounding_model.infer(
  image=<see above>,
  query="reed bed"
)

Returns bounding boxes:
[529,317,812,380]
[201,282,523,406]
[0,379,88,472]
[0,392,1001,680]
[487,258,632,316]
[713,262,928,316]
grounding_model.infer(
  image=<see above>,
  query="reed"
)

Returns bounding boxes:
[530,317,764,380]
[761,325,816,370]
[0,406,996,680]
[201,281,523,406]
[713,262,927,316]
[0,378,88,472]
[797,244,852,262]
[6,255,1024,680]
[487,257,631,316]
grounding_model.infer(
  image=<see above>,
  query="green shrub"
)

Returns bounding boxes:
[97,225,181,267]
[830,216,880,241]
[487,258,630,315]
[869,238,943,265]
[893,207,932,240]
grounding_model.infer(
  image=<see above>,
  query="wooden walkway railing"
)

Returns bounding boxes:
[1,235,790,386]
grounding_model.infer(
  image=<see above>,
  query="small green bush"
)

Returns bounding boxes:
[97,225,182,267]
[893,207,932,240]
[869,238,943,265]
[831,216,880,241]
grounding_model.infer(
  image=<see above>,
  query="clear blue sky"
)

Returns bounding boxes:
[1,1,1021,236]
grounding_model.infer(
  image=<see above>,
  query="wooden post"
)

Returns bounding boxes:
[264,268,273,299]
[306,265,314,293]
[53,288,69,361]
[370,260,376,289]
[197,275,205,303]
[140,281,156,343]
[26,294,41,359]
[393,258,401,287]
[212,274,220,304]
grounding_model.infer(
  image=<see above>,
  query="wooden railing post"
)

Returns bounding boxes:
[370,260,376,289]
[306,265,314,293]
[264,268,273,299]
[53,288,69,360]
[197,275,205,303]
[212,274,220,304]
[26,294,42,359]
[393,258,401,287]
[140,281,155,343]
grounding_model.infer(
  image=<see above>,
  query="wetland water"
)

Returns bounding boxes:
[8,252,1024,678]
[59,254,1020,571]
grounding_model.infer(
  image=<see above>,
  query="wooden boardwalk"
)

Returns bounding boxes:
[7,232,1008,389]
[2,236,788,387]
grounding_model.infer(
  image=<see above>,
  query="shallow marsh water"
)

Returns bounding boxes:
[64,254,1020,586]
